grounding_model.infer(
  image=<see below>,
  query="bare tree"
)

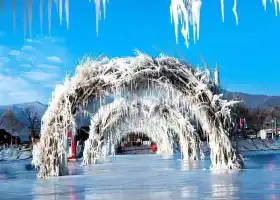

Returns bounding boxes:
[21,106,41,143]
[0,109,24,146]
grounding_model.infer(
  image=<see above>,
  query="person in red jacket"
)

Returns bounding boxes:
[151,142,157,152]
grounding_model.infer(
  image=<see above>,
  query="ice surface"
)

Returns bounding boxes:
[2,153,280,199]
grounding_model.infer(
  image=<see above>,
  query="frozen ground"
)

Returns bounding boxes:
[1,152,280,199]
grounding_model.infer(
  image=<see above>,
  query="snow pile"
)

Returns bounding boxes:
[238,139,280,151]
[201,139,280,152]
[33,52,243,179]
[0,147,32,161]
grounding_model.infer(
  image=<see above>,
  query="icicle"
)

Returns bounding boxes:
[103,0,106,19]
[192,0,202,42]
[274,0,280,16]
[95,0,100,36]
[263,0,267,10]
[65,0,69,29]
[12,0,16,34]
[23,0,26,38]
[40,0,43,33]
[48,0,52,35]
[28,0,33,38]
[54,0,59,12]
[221,0,225,22]
[232,0,238,25]
[0,0,4,16]
[59,0,63,25]
[170,0,202,47]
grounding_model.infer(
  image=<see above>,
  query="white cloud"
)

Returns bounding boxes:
[21,45,34,51]
[0,57,10,68]
[0,36,72,105]
[36,64,59,69]
[25,39,42,44]
[20,64,32,68]
[46,56,63,63]
[8,50,21,56]
[0,74,41,104]
[23,70,58,81]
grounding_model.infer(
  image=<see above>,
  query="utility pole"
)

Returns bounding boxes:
[214,63,220,86]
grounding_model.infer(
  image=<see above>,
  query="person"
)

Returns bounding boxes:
[151,142,157,152]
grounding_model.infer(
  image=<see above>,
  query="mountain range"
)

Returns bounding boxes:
[0,101,48,121]
[0,91,280,116]
[223,91,280,109]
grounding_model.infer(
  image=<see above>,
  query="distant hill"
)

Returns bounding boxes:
[223,91,280,109]
[0,101,48,142]
[0,92,280,116]
[0,101,48,120]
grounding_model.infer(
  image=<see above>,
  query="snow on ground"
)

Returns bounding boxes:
[0,147,32,161]
[198,139,280,155]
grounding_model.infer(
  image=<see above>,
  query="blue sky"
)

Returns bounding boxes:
[0,0,280,105]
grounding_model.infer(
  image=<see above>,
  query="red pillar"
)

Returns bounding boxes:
[68,132,77,161]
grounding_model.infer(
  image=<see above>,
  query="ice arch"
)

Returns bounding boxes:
[82,98,202,165]
[33,53,242,178]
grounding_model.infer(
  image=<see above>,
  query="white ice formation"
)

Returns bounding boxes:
[82,98,203,165]
[32,52,243,179]
[2,0,279,46]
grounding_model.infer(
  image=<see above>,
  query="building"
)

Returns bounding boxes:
[258,128,280,139]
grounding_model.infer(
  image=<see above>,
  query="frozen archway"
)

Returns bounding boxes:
[82,98,202,165]
[33,53,242,179]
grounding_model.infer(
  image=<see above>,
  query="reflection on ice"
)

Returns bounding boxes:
[1,152,280,199]
[211,184,239,199]
[181,186,198,198]
[32,182,81,200]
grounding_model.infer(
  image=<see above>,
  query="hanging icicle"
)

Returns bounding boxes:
[40,0,43,33]
[59,0,63,26]
[48,0,52,35]
[262,0,267,10]
[0,0,4,16]
[28,0,33,38]
[23,0,27,38]
[3,0,280,46]
[95,0,100,37]
[232,0,238,25]
[273,0,280,16]
[54,0,59,12]
[12,0,16,33]
[221,0,224,23]
[65,0,69,30]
